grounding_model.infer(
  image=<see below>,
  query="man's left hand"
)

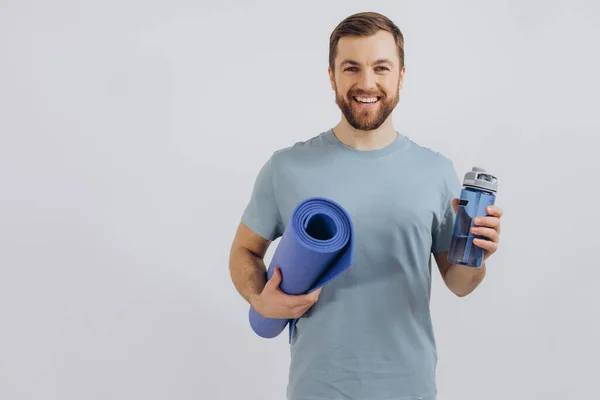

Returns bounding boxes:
[452,199,503,263]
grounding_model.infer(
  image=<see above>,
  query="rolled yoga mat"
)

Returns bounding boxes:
[248,197,355,342]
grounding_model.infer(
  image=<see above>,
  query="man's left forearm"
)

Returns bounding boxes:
[444,262,486,297]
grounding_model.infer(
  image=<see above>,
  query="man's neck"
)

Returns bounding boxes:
[332,118,398,151]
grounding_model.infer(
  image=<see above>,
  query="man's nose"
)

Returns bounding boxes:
[358,70,377,92]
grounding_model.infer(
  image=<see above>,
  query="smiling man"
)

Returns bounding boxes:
[332,39,401,136]
[229,11,503,400]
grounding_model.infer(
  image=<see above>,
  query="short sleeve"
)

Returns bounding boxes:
[241,155,283,241]
[431,159,462,254]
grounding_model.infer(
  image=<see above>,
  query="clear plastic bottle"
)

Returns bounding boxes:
[447,167,498,268]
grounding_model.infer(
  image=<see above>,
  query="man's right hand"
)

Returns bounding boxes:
[250,267,322,319]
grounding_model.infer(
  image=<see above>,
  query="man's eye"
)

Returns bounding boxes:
[344,66,388,72]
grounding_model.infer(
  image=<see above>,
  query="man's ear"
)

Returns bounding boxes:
[328,67,335,91]
[399,66,406,89]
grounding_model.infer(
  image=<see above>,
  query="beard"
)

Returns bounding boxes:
[334,83,399,131]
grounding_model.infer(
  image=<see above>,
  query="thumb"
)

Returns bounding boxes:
[452,198,459,214]
[268,267,282,288]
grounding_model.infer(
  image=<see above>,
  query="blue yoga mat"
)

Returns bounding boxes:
[248,197,355,342]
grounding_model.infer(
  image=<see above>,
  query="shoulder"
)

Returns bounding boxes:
[269,131,329,167]
[404,137,461,197]
[405,137,455,172]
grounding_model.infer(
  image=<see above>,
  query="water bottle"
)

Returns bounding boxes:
[447,167,498,268]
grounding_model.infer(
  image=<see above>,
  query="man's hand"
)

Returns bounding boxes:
[452,198,503,263]
[250,267,322,319]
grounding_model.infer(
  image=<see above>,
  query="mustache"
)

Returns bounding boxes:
[348,91,385,98]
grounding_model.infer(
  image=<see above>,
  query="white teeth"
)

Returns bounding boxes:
[355,97,379,103]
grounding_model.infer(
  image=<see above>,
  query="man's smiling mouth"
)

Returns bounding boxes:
[353,96,381,105]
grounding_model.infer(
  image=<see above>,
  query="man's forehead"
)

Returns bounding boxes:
[336,32,398,65]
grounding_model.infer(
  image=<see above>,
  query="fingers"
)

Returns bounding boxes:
[285,295,319,318]
[267,269,320,302]
[470,226,499,242]
[472,207,502,259]
[473,216,500,231]
[264,267,323,318]
[486,205,503,218]
[291,304,312,319]
[473,237,498,252]
[278,288,321,317]
[288,289,321,307]
[306,288,322,304]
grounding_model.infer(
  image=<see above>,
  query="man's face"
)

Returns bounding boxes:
[329,30,405,131]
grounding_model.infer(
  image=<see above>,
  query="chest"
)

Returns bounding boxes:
[274,162,442,240]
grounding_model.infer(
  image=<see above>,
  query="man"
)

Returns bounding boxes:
[229,11,503,400]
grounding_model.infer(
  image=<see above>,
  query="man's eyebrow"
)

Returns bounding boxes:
[340,59,394,67]
[340,59,360,66]
[374,59,394,66]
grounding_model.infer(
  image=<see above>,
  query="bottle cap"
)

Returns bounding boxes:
[463,167,498,193]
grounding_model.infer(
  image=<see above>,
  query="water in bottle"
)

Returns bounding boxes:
[447,167,498,268]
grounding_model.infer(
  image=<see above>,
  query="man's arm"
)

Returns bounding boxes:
[229,221,322,318]
[434,251,486,297]
[229,221,271,306]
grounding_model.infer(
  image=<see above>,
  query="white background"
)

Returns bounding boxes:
[1,0,599,399]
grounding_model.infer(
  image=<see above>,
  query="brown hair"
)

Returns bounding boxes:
[329,12,405,74]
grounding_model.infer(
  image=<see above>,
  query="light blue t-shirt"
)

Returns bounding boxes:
[241,128,462,400]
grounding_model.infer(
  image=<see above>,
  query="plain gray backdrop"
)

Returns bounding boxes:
[1,0,599,399]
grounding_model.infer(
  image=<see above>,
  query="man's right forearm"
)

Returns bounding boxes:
[229,247,268,306]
